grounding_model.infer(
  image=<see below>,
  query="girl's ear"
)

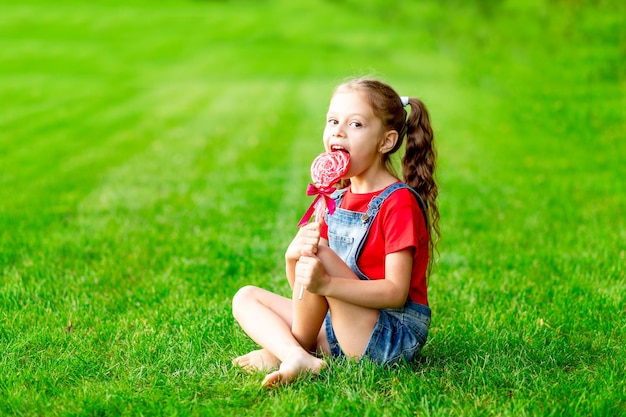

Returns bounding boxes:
[379,130,399,154]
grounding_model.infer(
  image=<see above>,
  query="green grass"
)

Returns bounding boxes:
[1,0,624,415]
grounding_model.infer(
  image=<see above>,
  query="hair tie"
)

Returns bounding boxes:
[400,96,409,107]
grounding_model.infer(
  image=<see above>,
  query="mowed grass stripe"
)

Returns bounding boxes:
[0,91,159,244]
[71,80,299,222]
[39,80,309,301]
[185,80,325,294]
[0,83,270,402]
[0,82,315,411]
[0,88,144,178]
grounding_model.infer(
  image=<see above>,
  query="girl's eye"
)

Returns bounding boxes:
[327,118,338,125]
[350,121,362,128]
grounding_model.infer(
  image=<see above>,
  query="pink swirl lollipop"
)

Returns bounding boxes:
[297,151,350,227]
[310,150,351,188]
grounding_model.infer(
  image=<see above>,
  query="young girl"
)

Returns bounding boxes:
[232,78,439,387]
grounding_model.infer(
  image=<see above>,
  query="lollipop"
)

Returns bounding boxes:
[297,150,350,227]
[297,150,350,300]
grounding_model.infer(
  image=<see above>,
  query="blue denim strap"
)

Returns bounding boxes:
[361,182,428,228]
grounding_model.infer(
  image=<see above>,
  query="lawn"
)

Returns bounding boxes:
[1,0,624,415]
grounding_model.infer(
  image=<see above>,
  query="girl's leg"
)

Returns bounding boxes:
[231,285,327,386]
[231,286,287,371]
[258,281,331,386]
[291,280,329,352]
[315,245,379,358]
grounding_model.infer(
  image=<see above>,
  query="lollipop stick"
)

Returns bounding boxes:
[298,285,305,300]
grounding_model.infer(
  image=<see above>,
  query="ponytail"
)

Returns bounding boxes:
[403,98,440,264]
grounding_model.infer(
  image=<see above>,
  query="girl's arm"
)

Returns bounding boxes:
[295,247,413,309]
[285,222,323,288]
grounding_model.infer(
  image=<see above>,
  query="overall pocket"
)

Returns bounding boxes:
[328,231,354,260]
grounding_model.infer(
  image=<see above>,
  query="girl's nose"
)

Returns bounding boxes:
[331,123,345,137]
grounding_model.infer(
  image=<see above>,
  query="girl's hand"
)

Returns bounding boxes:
[285,222,321,262]
[294,252,329,295]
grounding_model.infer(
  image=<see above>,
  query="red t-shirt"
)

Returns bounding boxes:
[321,183,429,305]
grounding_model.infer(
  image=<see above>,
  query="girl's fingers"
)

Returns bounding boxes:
[298,252,315,259]
[303,223,321,236]
[300,244,317,254]
[306,221,320,231]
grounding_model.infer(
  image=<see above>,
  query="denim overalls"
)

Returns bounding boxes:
[324,182,432,365]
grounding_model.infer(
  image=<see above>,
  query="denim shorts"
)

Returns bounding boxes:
[324,301,431,366]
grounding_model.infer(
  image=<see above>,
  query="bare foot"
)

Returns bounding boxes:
[261,348,327,388]
[233,349,281,373]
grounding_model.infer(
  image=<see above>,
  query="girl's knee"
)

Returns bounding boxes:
[232,285,260,317]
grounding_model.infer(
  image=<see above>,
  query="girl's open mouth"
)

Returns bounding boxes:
[331,145,349,155]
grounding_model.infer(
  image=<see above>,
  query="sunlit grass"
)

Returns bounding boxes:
[1,0,624,415]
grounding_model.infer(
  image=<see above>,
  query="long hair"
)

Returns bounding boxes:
[334,78,440,266]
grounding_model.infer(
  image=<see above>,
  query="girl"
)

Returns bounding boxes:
[232,78,439,387]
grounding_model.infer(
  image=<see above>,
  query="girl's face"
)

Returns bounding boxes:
[323,91,390,180]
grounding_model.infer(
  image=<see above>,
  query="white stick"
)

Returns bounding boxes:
[298,285,305,300]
